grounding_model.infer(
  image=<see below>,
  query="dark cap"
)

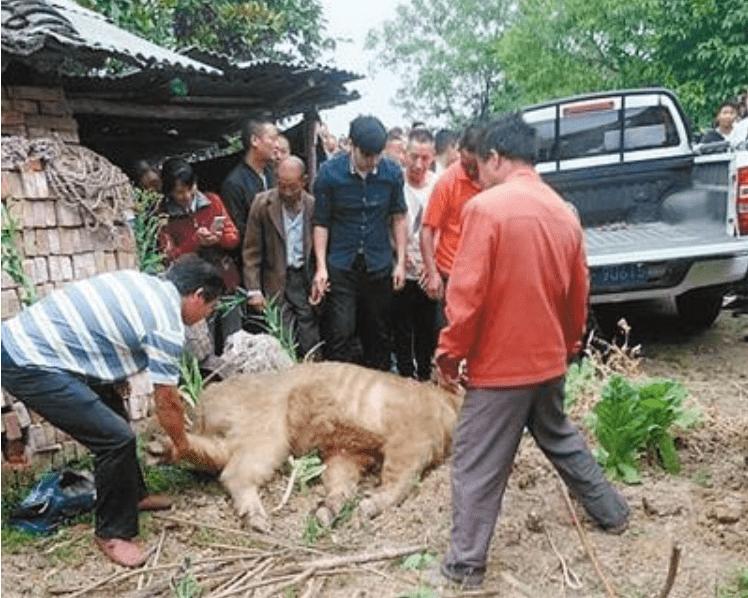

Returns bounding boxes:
[349,115,387,154]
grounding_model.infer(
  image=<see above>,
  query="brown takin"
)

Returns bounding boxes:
[179,361,464,532]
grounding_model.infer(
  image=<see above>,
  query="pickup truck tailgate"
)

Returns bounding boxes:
[586,221,748,267]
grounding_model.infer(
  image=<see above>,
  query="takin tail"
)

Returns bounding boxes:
[182,433,231,473]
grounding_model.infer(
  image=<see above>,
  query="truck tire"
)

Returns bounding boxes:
[676,289,724,328]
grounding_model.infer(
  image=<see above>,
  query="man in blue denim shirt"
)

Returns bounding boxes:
[310,115,408,370]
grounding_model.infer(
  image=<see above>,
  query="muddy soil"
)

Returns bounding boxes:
[2,311,747,598]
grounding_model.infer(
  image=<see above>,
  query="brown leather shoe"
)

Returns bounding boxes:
[137,494,173,511]
[94,537,148,568]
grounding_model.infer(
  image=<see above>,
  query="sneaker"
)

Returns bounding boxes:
[425,562,485,589]
[137,494,173,511]
[94,536,148,568]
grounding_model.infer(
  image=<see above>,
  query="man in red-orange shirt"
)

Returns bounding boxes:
[431,114,629,589]
[419,125,482,306]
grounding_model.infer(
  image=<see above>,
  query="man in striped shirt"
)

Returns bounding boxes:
[1,254,224,567]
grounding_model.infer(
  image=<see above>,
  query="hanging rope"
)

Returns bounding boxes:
[1,135,133,234]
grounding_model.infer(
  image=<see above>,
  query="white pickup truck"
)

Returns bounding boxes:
[522,88,748,327]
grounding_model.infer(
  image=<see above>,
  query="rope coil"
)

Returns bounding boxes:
[1,135,133,234]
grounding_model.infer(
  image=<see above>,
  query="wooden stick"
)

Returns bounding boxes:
[555,473,617,598]
[272,457,298,513]
[153,513,328,556]
[145,528,167,588]
[208,558,275,598]
[657,544,682,598]
[256,567,316,598]
[63,553,273,597]
[543,526,582,590]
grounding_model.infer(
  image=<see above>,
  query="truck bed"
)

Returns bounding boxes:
[585,221,748,267]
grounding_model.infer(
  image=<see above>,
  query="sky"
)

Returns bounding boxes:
[317,0,407,137]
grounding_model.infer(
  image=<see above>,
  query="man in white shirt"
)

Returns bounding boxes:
[393,129,439,379]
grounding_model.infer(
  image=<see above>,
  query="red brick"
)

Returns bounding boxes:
[12,402,31,428]
[32,257,49,284]
[11,99,39,114]
[94,250,107,273]
[47,228,60,254]
[73,252,96,279]
[60,255,73,280]
[39,100,71,116]
[32,200,48,227]
[35,229,49,255]
[5,198,23,221]
[58,228,75,253]
[22,229,37,256]
[4,412,22,440]
[56,202,83,227]
[9,86,64,102]
[104,252,118,272]
[2,172,25,199]
[21,170,49,199]
[1,289,21,319]
[2,125,27,137]
[116,250,137,270]
[26,114,77,132]
[2,269,18,289]
[2,111,25,126]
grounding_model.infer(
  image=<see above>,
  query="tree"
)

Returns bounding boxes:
[76,0,335,63]
[365,0,515,125]
[496,0,748,127]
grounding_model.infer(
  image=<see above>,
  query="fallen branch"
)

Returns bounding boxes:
[145,529,167,589]
[208,558,275,598]
[543,526,582,590]
[555,473,617,598]
[499,572,533,596]
[657,543,682,598]
[272,456,298,513]
[153,513,328,556]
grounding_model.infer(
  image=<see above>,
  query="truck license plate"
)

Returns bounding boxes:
[591,264,648,288]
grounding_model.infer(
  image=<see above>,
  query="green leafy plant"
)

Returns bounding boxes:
[178,353,203,408]
[302,513,326,546]
[252,296,298,362]
[588,375,699,483]
[215,291,246,317]
[717,567,748,598]
[173,563,202,598]
[1,203,37,305]
[564,358,597,410]
[290,451,326,493]
[131,188,166,274]
[401,552,436,571]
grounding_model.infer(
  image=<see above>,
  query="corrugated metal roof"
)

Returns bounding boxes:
[2,0,219,74]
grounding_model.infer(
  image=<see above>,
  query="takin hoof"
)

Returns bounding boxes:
[359,497,380,519]
[246,513,271,534]
[315,505,335,528]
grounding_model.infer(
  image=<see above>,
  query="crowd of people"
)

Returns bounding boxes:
[13,106,697,583]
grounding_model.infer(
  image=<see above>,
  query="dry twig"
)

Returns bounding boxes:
[555,473,617,598]
[657,543,682,598]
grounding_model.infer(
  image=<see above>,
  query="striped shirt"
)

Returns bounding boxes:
[1,270,185,385]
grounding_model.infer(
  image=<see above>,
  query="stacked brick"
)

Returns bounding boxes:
[1,85,146,466]
[1,85,79,143]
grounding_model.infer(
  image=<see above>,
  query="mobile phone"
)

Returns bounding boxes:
[211,216,226,232]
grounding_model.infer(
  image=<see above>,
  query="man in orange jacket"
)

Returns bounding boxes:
[432,113,629,589]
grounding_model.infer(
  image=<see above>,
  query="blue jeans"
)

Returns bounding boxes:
[1,346,146,539]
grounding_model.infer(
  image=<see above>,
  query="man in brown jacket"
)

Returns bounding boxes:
[243,156,319,357]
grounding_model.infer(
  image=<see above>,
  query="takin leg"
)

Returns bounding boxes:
[359,440,433,519]
[220,444,288,533]
[315,453,365,526]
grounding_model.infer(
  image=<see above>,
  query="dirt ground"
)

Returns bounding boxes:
[2,308,747,598]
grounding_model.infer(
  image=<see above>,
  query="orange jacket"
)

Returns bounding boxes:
[437,167,588,388]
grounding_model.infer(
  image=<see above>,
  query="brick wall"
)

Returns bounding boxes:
[1,85,146,467]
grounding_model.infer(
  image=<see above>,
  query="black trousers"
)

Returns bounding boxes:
[282,267,320,358]
[322,260,393,371]
[392,279,437,380]
[1,346,146,539]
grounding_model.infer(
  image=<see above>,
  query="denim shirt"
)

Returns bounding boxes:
[312,153,407,273]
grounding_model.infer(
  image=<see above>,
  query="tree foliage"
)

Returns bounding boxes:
[497,0,748,128]
[367,0,747,128]
[365,0,514,124]
[76,0,334,62]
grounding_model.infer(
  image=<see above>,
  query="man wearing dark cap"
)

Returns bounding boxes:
[310,115,408,370]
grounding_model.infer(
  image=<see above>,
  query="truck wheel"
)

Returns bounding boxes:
[676,289,724,328]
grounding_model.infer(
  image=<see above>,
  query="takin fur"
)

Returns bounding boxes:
[180,361,464,532]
